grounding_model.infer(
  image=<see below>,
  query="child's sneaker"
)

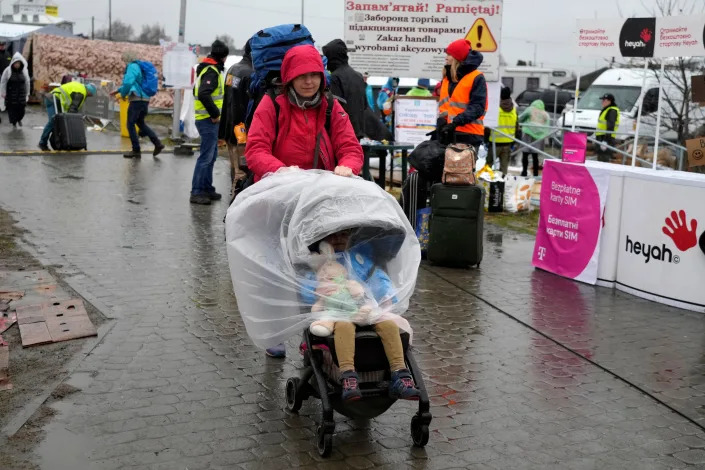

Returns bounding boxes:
[340,370,362,402]
[389,369,420,400]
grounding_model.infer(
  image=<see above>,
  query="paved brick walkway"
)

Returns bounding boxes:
[1,153,705,469]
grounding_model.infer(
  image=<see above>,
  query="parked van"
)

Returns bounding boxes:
[500,66,569,96]
[562,67,705,141]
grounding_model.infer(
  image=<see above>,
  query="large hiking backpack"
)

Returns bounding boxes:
[245,24,314,128]
[136,60,159,97]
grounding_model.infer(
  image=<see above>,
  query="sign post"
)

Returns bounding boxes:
[345,0,503,81]
[653,60,665,168]
[631,60,650,167]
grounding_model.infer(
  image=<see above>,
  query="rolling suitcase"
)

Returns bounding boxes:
[427,183,484,267]
[400,171,430,229]
[51,113,87,150]
[50,95,87,151]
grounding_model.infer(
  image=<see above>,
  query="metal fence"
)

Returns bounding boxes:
[488,124,687,171]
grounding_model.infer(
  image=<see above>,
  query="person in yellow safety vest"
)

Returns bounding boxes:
[436,38,488,148]
[38,81,96,151]
[488,86,519,176]
[595,93,620,163]
[190,39,229,205]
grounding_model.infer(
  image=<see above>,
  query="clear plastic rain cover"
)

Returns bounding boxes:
[225,170,420,349]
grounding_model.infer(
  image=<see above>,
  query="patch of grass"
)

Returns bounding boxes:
[485,210,539,236]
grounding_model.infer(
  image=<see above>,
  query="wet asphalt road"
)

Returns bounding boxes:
[2,120,705,468]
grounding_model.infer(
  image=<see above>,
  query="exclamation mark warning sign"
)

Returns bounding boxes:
[465,18,498,52]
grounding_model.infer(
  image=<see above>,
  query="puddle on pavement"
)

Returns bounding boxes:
[37,400,95,470]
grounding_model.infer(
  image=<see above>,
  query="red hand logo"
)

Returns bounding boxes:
[662,210,698,252]
[640,28,652,42]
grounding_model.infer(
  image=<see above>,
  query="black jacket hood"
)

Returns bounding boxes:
[322,39,349,72]
[457,51,483,79]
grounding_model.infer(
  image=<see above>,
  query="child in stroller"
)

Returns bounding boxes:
[286,229,432,456]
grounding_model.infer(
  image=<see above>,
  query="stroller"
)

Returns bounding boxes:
[225,170,431,457]
[286,326,431,456]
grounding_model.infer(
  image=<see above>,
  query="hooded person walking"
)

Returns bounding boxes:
[0,52,30,127]
[322,39,368,139]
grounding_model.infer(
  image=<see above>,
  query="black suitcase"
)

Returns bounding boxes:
[400,172,430,229]
[427,183,484,267]
[51,112,87,151]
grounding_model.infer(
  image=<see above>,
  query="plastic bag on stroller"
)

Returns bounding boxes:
[224,170,421,349]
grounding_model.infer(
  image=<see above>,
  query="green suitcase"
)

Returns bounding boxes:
[427,183,484,267]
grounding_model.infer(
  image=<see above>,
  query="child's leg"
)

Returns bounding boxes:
[375,320,420,400]
[373,320,406,371]
[334,321,356,372]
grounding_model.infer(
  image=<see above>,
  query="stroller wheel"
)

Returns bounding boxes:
[285,377,303,412]
[411,415,429,447]
[316,425,333,457]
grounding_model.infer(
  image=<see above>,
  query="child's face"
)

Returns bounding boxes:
[325,231,351,252]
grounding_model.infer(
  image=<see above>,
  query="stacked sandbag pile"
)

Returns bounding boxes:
[26,34,174,108]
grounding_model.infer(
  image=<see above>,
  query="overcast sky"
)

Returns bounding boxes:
[12,0,686,73]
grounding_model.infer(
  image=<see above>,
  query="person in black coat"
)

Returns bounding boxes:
[0,52,30,127]
[219,40,253,197]
[322,39,368,139]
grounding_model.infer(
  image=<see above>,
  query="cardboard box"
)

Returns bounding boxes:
[686,137,705,168]
[692,75,705,104]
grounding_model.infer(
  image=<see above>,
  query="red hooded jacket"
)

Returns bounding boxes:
[245,45,363,181]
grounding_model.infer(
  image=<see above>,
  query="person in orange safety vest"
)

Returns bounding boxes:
[436,39,488,149]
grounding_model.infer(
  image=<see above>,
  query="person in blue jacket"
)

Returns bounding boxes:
[112,51,164,159]
[376,77,399,130]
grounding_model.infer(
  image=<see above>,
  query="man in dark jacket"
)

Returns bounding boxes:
[0,42,11,124]
[0,43,11,78]
[190,39,229,205]
[322,39,367,138]
[219,40,253,199]
[595,93,620,162]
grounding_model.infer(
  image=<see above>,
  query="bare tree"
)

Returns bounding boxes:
[94,20,134,42]
[136,24,172,45]
[215,34,236,51]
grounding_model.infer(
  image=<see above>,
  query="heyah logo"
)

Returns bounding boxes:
[640,28,653,43]
[624,40,646,49]
[625,235,676,264]
[625,210,705,264]
[619,17,656,57]
[662,210,698,252]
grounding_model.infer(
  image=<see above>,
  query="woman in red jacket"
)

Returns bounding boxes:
[245,44,363,181]
[246,44,364,358]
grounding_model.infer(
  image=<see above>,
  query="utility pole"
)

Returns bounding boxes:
[91,16,94,40]
[172,0,187,140]
[301,0,304,24]
[108,0,112,41]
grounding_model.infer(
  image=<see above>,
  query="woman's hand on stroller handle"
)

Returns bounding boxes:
[334,166,353,177]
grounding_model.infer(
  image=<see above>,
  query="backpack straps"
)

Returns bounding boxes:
[314,92,338,170]
[271,90,337,170]
[269,89,281,148]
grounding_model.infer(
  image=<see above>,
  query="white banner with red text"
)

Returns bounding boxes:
[345,0,502,81]
[576,15,705,58]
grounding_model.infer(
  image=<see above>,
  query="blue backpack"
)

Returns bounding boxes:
[245,24,314,128]
[136,60,158,97]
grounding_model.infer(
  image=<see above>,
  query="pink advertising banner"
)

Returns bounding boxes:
[532,160,610,284]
